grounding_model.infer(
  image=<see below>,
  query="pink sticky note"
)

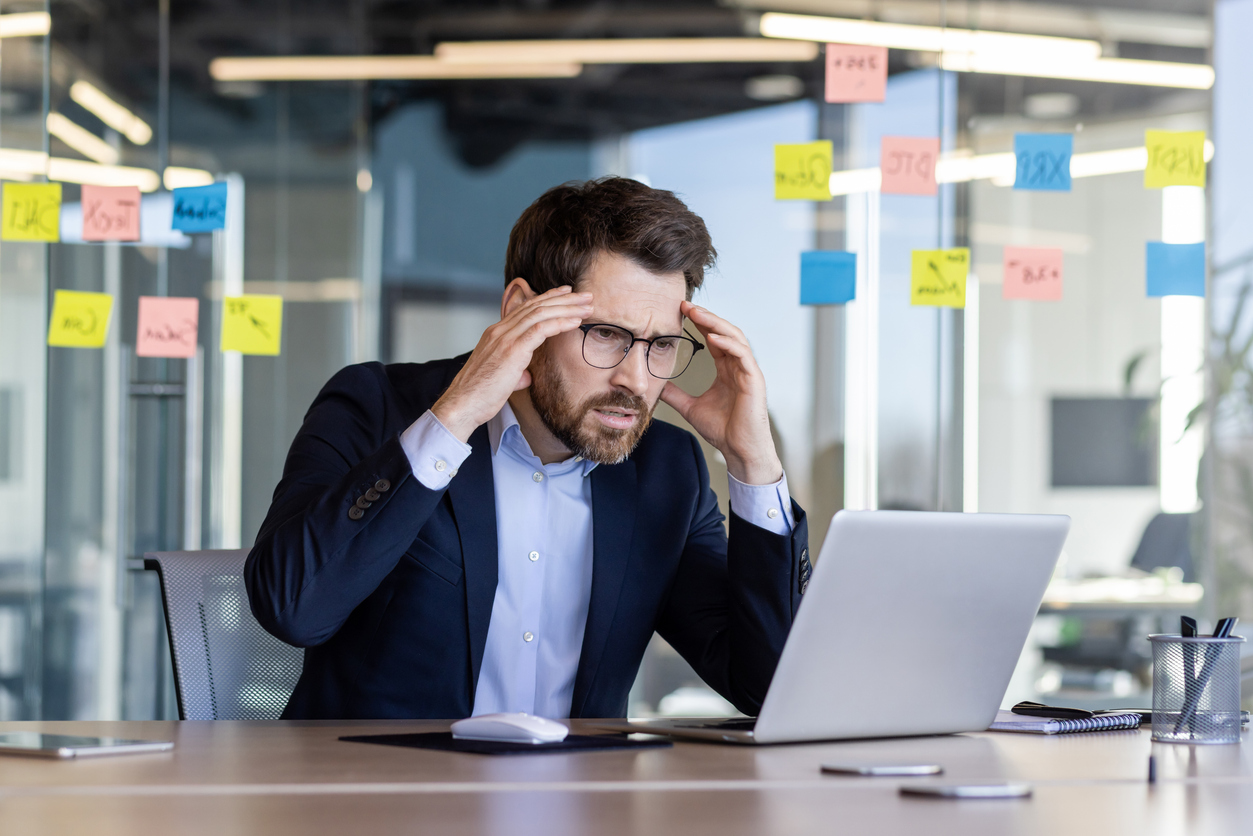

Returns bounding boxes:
[1003,246,1064,301]
[136,296,200,358]
[81,184,141,241]
[880,137,940,196]
[825,44,888,103]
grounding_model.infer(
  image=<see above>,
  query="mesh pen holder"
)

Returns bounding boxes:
[1149,634,1246,744]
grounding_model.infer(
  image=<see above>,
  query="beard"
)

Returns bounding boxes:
[528,344,654,466]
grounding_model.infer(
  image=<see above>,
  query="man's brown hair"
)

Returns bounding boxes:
[505,177,716,300]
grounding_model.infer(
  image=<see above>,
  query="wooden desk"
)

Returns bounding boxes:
[0,721,1249,835]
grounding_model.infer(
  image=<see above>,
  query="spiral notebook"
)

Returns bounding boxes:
[988,710,1142,735]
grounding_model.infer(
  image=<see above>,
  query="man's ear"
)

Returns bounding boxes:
[501,277,535,320]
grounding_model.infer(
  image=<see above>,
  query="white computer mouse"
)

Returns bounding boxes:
[450,712,570,744]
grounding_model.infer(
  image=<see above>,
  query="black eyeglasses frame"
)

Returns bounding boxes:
[576,323,706,380]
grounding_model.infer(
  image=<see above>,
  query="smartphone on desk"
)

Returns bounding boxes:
[0,732,173,759]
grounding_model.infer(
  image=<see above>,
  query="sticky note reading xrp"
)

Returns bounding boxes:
[47,290,113,348]
[221,295,283,355]
[880,137,940,196]
[1003,246,1064,301]
[911,248,969,308]
[1014,134,1072,192]
[1144,130,1206,188]
[137,296,200,358]
[3,182,62,241]
[172,182,228,232]
[824,44,888,103]
[774,141,833,201]
[81,184,141,241]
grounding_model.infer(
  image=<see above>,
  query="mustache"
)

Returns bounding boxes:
[583,391,651,417]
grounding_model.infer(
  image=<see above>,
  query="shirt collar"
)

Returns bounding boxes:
[488,401,598,477]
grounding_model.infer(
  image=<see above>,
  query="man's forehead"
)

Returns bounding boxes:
[581,254,686,334]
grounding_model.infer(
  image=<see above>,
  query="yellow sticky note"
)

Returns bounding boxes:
[47,290,113,348]
[1144,130,1206,188]
[222,295,283,355]
[775,141,833,201]
[3,182,62,241]
[911,248,969,308]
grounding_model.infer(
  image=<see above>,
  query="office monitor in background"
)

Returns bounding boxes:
[601,510,1070,744]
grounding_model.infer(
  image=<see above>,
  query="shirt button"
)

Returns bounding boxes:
[573,455,583,462]
[532,472,544,483]
[450,468,458,477]
[435,460,446,472]
[528,551,539,562]
[523,631,534,642]
[767,508,779,519]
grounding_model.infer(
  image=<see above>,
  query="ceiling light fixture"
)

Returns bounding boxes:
[46,113,120,165]
[69,81,154,145]
[163,167,216,190]
[434,38,820,64]
[48,158,161,192]
[208,56,583,82]
[940,52,1214,89]
[0,11,51,38]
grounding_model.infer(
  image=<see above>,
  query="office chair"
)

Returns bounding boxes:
[144,549,303,720]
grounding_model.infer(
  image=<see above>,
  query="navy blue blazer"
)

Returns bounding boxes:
[245,356,810,719]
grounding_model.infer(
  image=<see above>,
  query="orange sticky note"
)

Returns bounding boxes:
[136,296,200,358]
[81,185,141,241]
[1003,247,1064,301]
[824,44,888,103]
[880,137,939,196]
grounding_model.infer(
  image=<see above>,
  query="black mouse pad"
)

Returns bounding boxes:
[340,731,672,756]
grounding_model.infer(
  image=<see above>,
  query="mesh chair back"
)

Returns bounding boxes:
[145,549,303,720]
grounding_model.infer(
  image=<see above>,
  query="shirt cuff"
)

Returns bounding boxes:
[727,471,794,536]
[399,410,473,490]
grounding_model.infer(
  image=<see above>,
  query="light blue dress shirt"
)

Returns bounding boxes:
[399,403,794,718]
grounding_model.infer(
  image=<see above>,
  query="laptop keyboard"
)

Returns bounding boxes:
[673,718,757,731]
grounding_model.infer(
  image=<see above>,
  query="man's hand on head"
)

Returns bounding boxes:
[431,283,593,443]
[659,301,784,486]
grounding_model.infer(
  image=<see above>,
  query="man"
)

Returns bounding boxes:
[246,177,811,720]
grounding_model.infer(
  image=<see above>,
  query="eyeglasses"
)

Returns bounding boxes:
[577,323,705,380]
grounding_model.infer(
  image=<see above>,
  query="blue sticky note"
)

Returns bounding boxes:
[800,251,856,305]
[1014,134,1073,192]
[1146,242,1205,297]
[171,182,227,232]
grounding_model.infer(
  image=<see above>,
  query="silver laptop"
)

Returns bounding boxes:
[600,509,1070,744]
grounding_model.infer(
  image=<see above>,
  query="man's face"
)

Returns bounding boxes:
[528,252,687,465]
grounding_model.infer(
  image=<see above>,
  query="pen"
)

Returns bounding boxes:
[1174,616,1239,735]
[1179,617,1198,735]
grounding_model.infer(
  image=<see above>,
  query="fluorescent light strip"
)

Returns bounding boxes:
[0,11,50,38]
[940,52,1214,90]
[164,167,216,190]
[760,12,1101,60]
[0,148,162,192]
[69,81,154,146]
[828,141,1215,195]
[435,38,819,64]
[208,56,583,81]
[46,113,120,165]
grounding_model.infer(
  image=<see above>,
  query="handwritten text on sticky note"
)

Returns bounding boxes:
[824,44,888,103]
[880,137,940,196]
[3,182,62,242]
[1146,242,1205,297]
[221,295,283,355]
[911,248,968,308]
[81,184,141,241]
[47,290,113,348]
[1145,130,1206,188]
[137,296,200,358]
[1014,134,1072,192]
[172,182,228,232]
[774,141,833,201]
[800,251,857,305]
[1003,246,1064,301]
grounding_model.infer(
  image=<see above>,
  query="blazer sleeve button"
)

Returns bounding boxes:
[365,488,381,501]
[355,497,373,510]
[348,506,365,521]
[374,479,391,492]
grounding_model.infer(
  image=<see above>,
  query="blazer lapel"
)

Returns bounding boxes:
[570,458,638,716]
[446,423,498,698]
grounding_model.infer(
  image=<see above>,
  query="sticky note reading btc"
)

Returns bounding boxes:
[800,251,857,305]
[47,290,113,348]
[81,185,141,241]
[1003,246,1064,301]
[824,44,887,103]
[172,182,228,232]
[774,141,833,201]
[221,295,283,355]
[136,296,200,358]
[1145,131,1206,188]
[880,137,940,196]
[911,248,969,308]
[1014,134,1072,192]
[1146,242,1205,297]
[3,182,62,242]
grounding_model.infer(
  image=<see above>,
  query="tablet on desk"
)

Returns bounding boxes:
[0,733,174,759]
